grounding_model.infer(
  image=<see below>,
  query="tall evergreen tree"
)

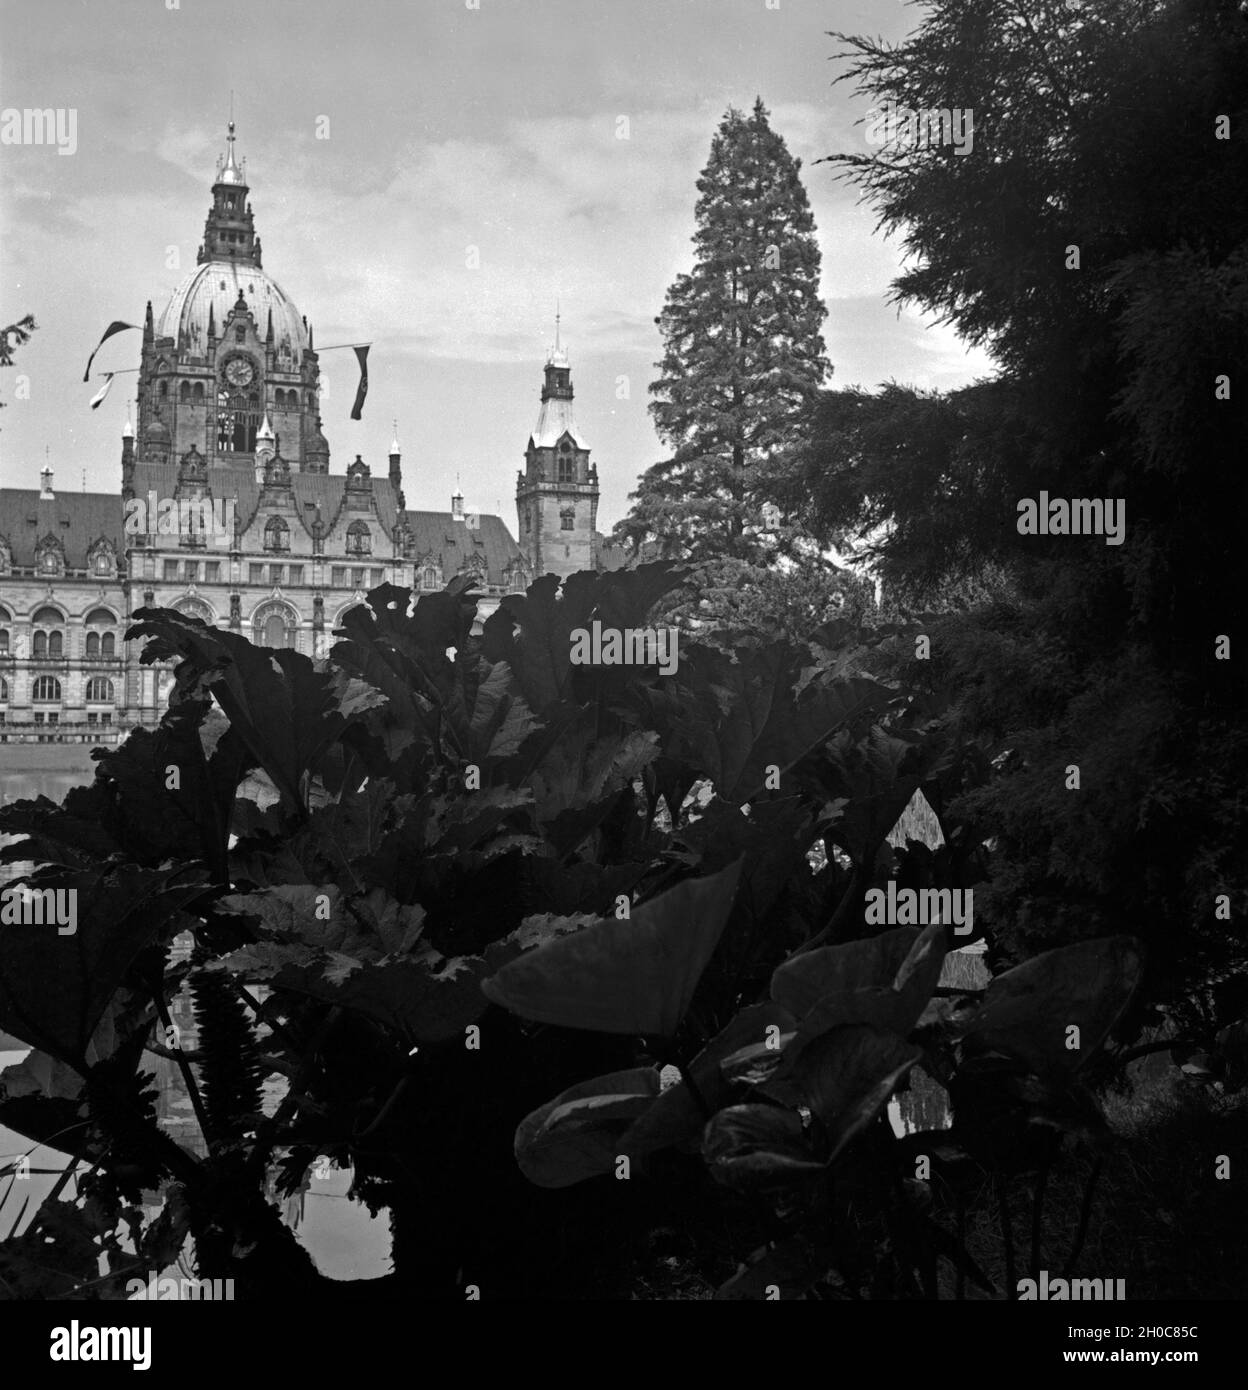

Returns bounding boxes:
[616,99,830,563]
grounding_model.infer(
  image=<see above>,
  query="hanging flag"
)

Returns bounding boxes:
[350,344,370,420]
[88,373,115,409]
[83,321,139,382]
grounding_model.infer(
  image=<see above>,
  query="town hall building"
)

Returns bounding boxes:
[0,123,622,742]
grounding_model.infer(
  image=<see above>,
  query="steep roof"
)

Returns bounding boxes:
[131,462,404,542]
[0,488,123,568]
[530,393,589,450]
[406,511,523,585]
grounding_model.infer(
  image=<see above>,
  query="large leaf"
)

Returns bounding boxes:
[783,921,948,1057]
[128,608,360,816]
[701,1103,825,1190]
[480,859,743,1036]
[766,1025,921,1162]
[515,1067,662,1188]
[0,868,205,1068]
[770,926,924,1018]
[619,1001,795,1155]
[648,643,889,805]
[962,936,1144,1075]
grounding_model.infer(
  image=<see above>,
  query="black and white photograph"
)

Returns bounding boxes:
[0,0,1244,1361]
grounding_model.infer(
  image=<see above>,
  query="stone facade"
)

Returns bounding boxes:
[0,123,630,745]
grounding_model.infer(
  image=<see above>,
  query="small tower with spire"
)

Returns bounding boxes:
[515,310,599,578]
[254,412,275,483]
[199,120,261,267]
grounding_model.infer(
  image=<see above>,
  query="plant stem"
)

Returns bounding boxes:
[1062,1157,1103,1280]
[997,1173,1015,1298]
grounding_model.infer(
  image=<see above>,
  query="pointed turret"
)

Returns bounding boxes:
[199,120,262,267]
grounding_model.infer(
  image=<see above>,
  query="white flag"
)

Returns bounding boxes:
[89,373,115,409]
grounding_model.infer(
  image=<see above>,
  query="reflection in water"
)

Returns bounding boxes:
[0,762,392,1288]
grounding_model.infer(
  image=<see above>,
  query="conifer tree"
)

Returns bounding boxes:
[617,99,830,563]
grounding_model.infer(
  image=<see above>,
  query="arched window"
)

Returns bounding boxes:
[253,604,295,650]
[49,631,63,657]
[346,521,371,556]
[102,632,115,657]
[32,631,47,658]
[85,608,115,659]
[85,677,114,703]
[422,566,439,589]
[264,517,290,552]
[160,381,168,398]
[0,628,7,655]
[0,676,7,701]
[180,380,191,402]
[560,508,574,532]
[33,605,62,626]
[193,381,205,401]
[32,675,61,702]
[558,443,575,483]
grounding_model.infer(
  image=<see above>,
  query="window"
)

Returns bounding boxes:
[0,677,7,700]
[193,382,205,401]
[346,521,371,556]
[205,561,221,583]
[249,564,265,585]
[182,561,200,583]
[32,675,61,702]
[217,385,259,453]
[264,517,290,552]
[85,631,100,658]
[331,567,347,588]
[95,552,111,576]
[180,381,191,402]
[371,569,384,586]
[33,632,47,658]
[287,565,304,586]
[0,628,8,655]
[85,677,114,703]
[256,612,293,649]
[102,633,115,658]
[422,567,438,589]
[351,568,365,589]
[87,713,98,726]
[558,444,575,483]
[560,508,574,531]
[49,631,63,657]
[164,561,180,580]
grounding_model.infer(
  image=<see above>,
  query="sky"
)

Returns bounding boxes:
[0,0,995,532]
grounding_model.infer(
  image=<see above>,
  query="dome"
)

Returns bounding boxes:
[155,260,308,359]
[146,418,171,441]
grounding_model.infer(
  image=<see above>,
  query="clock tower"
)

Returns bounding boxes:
[135,121,331,473]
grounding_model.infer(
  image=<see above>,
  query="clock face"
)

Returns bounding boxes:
[224,356,255,388]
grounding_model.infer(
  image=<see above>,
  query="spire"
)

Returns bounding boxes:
[257,413,275,443]
[207,301,216,339]
[547,303,568,368]
[200,118,261,267]
[143,300,154,345]
[122,412,134,440]
[390,420,401,456]
[265,307,274,344]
